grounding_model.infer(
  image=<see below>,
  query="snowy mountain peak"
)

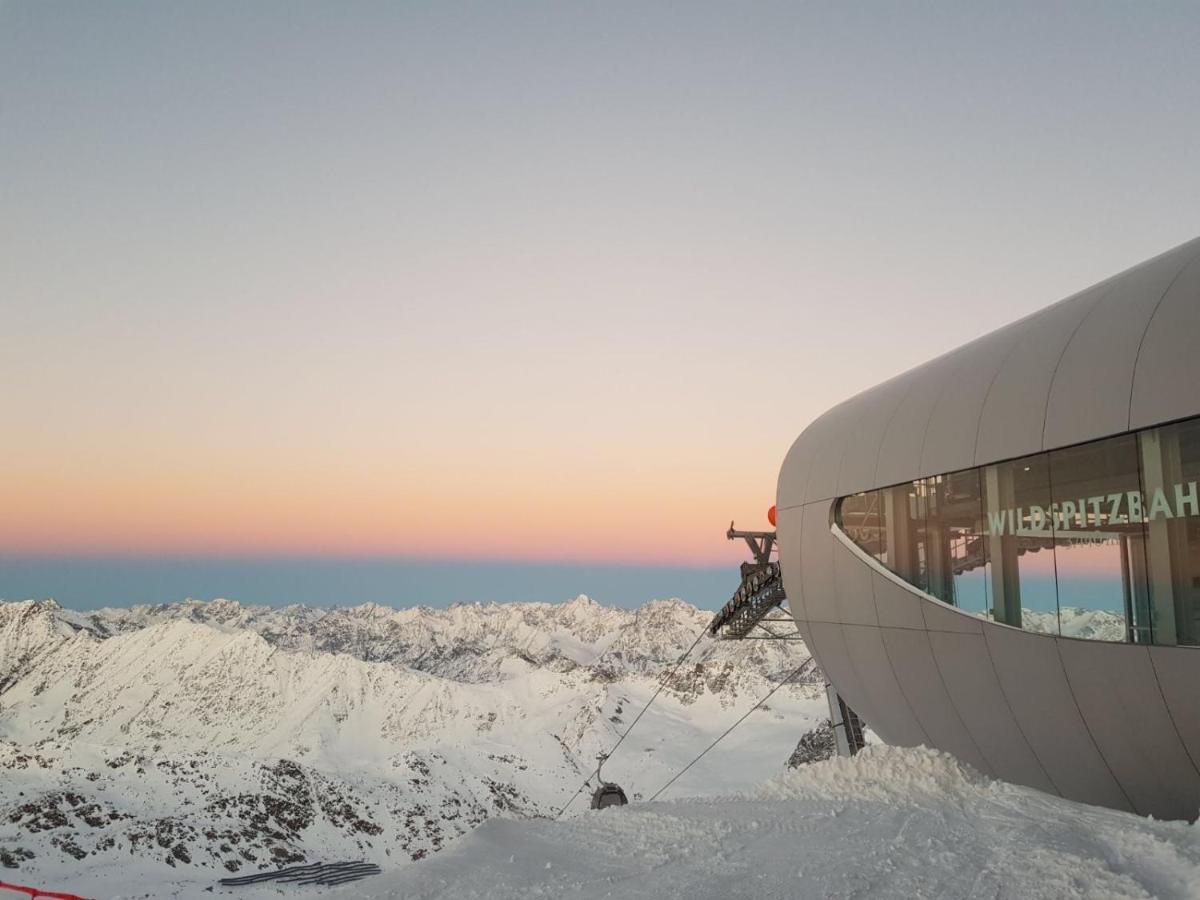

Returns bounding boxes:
[0,594,818,894]
[1,598,98,685]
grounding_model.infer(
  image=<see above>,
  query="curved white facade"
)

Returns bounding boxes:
[777,237,1200,820]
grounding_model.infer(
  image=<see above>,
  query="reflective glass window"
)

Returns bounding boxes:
[1141,420,1200,646]
[981,453,1058,634]
[924,469,989,618]
[829,412,1200,646]
[836,491,885,561]
[1047,434,1149,642]
[882,481,929,593]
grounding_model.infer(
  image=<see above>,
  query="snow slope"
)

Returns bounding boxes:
[0,596,824,895]
[341,746,1200,900]
[6,596,1182,899]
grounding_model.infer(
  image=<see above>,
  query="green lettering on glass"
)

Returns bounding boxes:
[1107,493,1125,523]
[1127,490,1143,523]
[1149,487,1175,520]
[1059,500,1077,530]
[1030,505,1048,531]
[1176,480,1199,518]
[987,510,1006,536]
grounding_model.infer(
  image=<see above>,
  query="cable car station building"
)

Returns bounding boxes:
[776,237,1200,820]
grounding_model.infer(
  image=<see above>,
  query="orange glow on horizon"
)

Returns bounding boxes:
[1,443,779,566]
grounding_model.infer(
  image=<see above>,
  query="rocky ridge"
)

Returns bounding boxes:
[0,596,821,894]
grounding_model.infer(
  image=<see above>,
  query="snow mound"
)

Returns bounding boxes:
[342,746,1200,900]
[754,744,988,804]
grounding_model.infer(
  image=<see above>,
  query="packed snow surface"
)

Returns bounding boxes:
[343,746,1200,900]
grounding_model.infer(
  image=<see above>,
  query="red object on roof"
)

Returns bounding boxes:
[767,505,776,527]
[0,881,88,900]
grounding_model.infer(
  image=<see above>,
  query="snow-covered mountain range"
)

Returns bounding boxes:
[0,596,823,897]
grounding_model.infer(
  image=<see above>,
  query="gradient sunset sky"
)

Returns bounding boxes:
[3,3,1200,603]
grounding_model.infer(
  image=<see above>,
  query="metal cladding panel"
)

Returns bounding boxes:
[806,622,884,730]
[775,504,807,622]
[841,624,928,748]
[973,285,1107,466]
[983,625,1132,811]
[871,570,926,630]
[804,394,875,504]
[780,397,861,509]
[793,620,819,666]
[777,424,824,511]
[834,375,912,497]
[1148,646,1200,792]
[919,596,984,634]
[793,619,817,648]
[832,533,878,627]
[1130,246,1200,431]
[874,352,961,488]
[918,325,1023,478]
[1058,640,1200,820]
[798,502,837,624]
[927,630,1056,794]
[880,627,993,775]
[1044,242,1199,451]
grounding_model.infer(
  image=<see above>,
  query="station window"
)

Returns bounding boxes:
[1140,420,1200,646]
[832,414,1200,646]
[925,470,989,618]
[980,453,1058,634]
[836,491,885,562]
[1047,434,1149,642]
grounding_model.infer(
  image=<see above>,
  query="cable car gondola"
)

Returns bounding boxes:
[589,782,628,809]
[588,753,628,809]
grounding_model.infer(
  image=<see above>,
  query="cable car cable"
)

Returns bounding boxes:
[554,628,710,816]
[646,659,810,803]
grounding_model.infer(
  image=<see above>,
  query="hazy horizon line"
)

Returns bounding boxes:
[0,555,743,611]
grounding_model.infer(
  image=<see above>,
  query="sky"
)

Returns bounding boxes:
[3,2,1200,607]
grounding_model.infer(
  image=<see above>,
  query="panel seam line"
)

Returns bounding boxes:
[1126,244,1200,427]
[979,628,1062,797]
[1146,649,1200,781]
[1052,637,1138,814]
[968,324,1030,466]
[1038,280,1119,450]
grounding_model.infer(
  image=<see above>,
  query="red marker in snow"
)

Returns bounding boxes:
[0,881,89,900]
